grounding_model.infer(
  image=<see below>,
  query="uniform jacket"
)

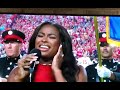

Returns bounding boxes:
[0,56,21,78]
[86,59,120,82]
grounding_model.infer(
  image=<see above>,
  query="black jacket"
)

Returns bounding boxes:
[0,56,20,78]
[86,59,120,82]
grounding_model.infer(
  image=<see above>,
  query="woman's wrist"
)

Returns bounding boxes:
[52,68,67,82]
[14,75,23,82]
[52,67,61,73]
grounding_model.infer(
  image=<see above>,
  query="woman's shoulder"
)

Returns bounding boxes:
[76,65,87,82]
[77,65,85,71]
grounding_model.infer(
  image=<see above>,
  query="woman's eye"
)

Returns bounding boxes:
[49,36,56,39]
[37,34,43,37]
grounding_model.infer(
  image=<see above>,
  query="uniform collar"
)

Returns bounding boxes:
[102,59,113,64]
[6,54,22,63]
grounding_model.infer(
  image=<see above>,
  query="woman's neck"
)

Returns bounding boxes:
[39,58,53,65]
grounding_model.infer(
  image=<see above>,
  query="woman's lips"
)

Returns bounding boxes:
[39,45,50,52]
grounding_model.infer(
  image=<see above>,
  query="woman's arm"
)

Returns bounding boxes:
[52,45,67,82]
[7,66,26,82]
[76,65,87,82]
[8,54,37,82]
[52,68,67,82]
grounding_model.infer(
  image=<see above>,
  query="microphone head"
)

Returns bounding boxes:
[29,48,41,61]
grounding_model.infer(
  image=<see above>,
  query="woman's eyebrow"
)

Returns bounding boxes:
[38,32,57,36]
[48,33,57,36]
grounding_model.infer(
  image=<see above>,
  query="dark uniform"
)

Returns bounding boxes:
[0,56,21,78]
[0,29,25,79]
[86,59,120,82]
[86,32,120,82]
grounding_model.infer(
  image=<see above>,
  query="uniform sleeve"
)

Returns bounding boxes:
[0,58,4,70]
[113,72,120,82]
[0,58,5,77]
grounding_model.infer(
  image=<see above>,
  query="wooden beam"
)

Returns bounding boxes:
[0,8,120,15]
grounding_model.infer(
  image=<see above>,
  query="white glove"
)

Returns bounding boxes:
[95,64,112,78]
[0,77,7,82]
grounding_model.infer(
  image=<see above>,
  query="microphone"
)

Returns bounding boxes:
[29,48,41,73]
[29,48,41,82]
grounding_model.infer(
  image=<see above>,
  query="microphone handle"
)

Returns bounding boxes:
[29,61,36,73]
[29,61,36,82]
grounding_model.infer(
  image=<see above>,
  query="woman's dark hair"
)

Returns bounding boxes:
[28,22,80,82]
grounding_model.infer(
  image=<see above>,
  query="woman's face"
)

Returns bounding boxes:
[35,24,60,58]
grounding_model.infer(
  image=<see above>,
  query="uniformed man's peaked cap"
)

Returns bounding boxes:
[99,32,107,42]
[2,29,25,43]
[99,32,109,46]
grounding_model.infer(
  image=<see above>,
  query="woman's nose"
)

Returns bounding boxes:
[42,37,48,42]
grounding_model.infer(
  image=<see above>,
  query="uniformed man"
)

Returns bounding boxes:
[0,29,25,82]
[86,32,120,82]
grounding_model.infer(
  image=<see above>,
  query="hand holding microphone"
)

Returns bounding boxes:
[15,48,41,81]
[95,64,112,78]
[29,49,41,73]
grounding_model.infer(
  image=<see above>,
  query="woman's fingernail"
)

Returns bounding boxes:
[30,59,37,64]
[30,61,33,64]
[34,56,38,58]
[33,58,37,61]
[33,53,37,55]
[60,44,62,47]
